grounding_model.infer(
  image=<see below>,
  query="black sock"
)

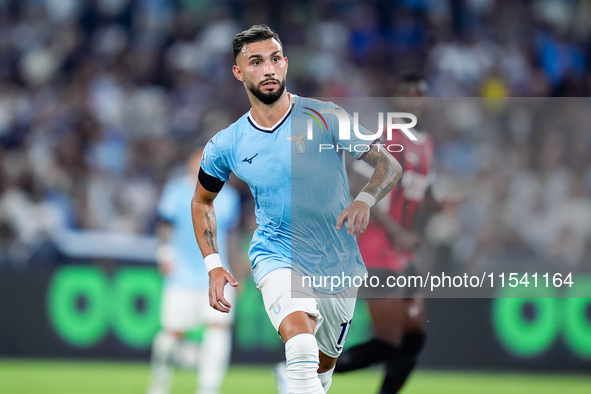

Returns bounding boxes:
[334,338,398,373]
[379,331,426,394]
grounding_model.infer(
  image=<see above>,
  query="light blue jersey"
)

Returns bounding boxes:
[202,95,373,292]
[158,176,240,289]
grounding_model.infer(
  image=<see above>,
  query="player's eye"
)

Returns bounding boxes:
[272,57,280,62]
[252,60,260,66]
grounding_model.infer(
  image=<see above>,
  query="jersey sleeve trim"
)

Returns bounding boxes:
[357,138,381,160]
[198,167,225,193]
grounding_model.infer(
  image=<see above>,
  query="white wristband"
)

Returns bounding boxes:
[204,253,223,273]
[354,192,376,208]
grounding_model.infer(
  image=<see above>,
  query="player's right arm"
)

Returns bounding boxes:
[191,181,238,313]
[191,138,238,313]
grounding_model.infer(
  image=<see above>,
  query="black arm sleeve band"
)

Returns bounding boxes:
[357,138,381,160]
[198,167,225,193]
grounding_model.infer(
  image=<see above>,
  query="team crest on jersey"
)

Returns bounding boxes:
[286,132,307,154]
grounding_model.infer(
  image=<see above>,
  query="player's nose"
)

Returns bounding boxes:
[262,62,275,76]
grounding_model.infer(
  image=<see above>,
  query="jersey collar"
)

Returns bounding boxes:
[247,94,294,133]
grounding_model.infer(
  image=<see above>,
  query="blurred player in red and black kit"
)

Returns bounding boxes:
[335,72,460,393]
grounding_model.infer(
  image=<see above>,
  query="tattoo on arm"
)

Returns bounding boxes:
[204,209,218,253]
[360,145,402,203]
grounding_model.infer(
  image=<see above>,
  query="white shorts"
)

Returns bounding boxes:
[160,285,235,332]
[257,268,357,358]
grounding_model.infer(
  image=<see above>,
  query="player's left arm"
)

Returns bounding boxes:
[336,144,402,236]
[423,185,463,213]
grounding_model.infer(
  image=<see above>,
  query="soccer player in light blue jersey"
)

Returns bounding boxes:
[148,148,241,394]
[191,25,402,394]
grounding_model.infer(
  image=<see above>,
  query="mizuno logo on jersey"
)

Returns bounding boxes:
[242,153,258,164]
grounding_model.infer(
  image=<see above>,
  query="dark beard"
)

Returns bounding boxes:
[247,78,286,105]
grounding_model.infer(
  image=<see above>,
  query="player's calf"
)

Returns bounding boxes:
[285,333,325,394]
[317,351,337,392]
[318,367,334,392]
[334,338,397,373]
[380,330,426,394]
[148,330,181,394]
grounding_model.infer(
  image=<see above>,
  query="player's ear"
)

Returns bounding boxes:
[233,65,244,82]
[284,56,288,73]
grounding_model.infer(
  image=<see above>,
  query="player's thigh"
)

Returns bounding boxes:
[366,297,406,345]
[160,286,207,333]
[315,293,356,359]
[257,268,323,338]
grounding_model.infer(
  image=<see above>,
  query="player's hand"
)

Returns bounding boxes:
[335,201,371,236]
[388,229,422,252]
[442,193,464,214]
[208,267,239,313]
[158,260,174,276]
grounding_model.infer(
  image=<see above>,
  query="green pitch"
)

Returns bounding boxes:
[0,360,590,393]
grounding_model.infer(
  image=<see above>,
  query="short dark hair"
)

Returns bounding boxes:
[232,24,282,59]
[397,71,427,86]
[396,71,428,94]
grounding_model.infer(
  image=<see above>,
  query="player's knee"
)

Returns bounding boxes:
[285,333,320,376]
[160,328,185,340]
[157,330,182,344]
[375,330,403,347]
[403,298,425,332]
[171,330,185,339]
[373,321,403,347]
[205,322,231,330]
[318,352,337,373]
[279,311,316,342]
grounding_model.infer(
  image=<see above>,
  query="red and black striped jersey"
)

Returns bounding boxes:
[386,129,434,229]
[357,129,434,272]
